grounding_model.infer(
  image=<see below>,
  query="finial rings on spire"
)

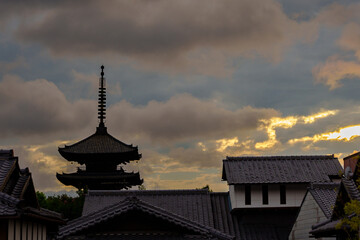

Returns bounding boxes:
[101,65,104,77]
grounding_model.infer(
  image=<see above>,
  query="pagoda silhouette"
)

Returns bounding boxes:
[56,66,143,190]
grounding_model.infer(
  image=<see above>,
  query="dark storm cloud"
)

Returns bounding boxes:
[0,75,95,138]
[107,94,279,143]
[12,0,314,73]
[0,75,278,145]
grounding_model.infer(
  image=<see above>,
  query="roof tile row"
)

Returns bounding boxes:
[223,155,342,184]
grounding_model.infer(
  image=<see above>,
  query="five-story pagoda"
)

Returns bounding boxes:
[56,66,143,190]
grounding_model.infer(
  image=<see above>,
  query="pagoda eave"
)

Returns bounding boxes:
[56,171,143,190]
[58,149,141,164]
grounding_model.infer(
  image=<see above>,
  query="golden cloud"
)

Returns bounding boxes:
[313,57,360,90]
[256,110,337,150]
[289,125,360,144]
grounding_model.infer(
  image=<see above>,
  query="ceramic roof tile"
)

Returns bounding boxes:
[11,174,29,198]
[223,155,342,184]
[0,150,65,225]
[83,189,215,228]
[0,158,16,186]
[309,183,339,218]
[210,192,235,236]
[310,219,340,236]
[0,191,19,216]
[59,131,137,154]
[59,196,232,240]
[66,235,210,239]
[342,178,360,201]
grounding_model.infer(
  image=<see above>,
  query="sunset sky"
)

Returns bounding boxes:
[1,0,360,193]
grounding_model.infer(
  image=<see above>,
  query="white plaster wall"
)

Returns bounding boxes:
[229,183,307,209]
[290,193,335,240]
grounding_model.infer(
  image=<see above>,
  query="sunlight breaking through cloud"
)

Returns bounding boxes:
[289,125,360,144]
[216,137,239,152]
[255,110,338,150]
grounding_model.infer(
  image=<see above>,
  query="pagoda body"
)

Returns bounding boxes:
[56,66,143,190]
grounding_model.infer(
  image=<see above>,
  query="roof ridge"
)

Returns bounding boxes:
[225,155,335,161]
[88,189,210,196]
[223,155,342,184]
[59,196,232,240]
[310,182,340,190]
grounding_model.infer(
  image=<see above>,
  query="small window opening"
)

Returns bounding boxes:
[262,185,269,205]
[280,185,286,204]
[245,185,251,205]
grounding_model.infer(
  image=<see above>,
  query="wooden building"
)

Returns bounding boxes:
[290,183,338,240]
[222,155,342,239]
[56,154,342,239]
[310,152,360,239]
[0,150,64,240]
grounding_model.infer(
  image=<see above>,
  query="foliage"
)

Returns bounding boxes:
[335,158,360,240]
[36,189,86,220]
[343,200,360,231]
[336,200,360,240]
[138,184,146,190]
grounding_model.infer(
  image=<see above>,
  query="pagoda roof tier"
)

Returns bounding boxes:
[58,126,141,164]
[56,170,143,190]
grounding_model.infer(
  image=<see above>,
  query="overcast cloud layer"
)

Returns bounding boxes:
[1,0,360,192]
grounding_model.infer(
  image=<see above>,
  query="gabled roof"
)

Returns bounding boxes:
[311,176,360,238]
[58,196,233,240]
[82,189,215,228]
[222,155,342,184]
[56,171,143,190]
[309,183,339,218]
[0,149,65,224]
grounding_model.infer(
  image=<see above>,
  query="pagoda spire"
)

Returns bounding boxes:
[98,65,106,129]
[57,65,142,190]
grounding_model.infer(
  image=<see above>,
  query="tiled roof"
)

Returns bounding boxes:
[58,196,233,240]
[342,178,360,201]
[313,176,360,237]
[310,218,340,237]
[223,155,342,184]
[210,193,236,237]
[0,191,19,216]
[210,192,294,240]
[0,157,16,187]
[22,207,65,223]
[0,150,14,158]
[11,174,29,198]
[309,183,339,218]
[83,190,215,228]
[59,130,138,154]
[0,149,64,224]
[65,235,212,239]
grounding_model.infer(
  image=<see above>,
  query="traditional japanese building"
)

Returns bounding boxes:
[0,149,64,240]
[310,152,360,239]
[56,66,143,190]
[56,154,343,240]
